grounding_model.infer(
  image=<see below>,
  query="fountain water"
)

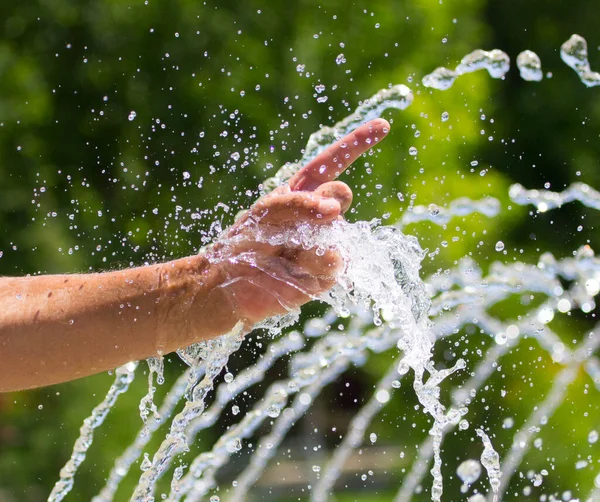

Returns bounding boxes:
[49,34,600,502]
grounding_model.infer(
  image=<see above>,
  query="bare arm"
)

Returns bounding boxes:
[0,255,236,392]
[0,118,390,392]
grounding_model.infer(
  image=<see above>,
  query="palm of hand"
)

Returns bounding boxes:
[210,119,390,326]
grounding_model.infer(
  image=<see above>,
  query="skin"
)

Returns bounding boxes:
[0,118,390,392]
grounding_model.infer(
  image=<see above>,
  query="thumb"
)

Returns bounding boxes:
[314,181,353,214]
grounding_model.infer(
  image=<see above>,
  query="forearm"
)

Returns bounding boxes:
[0,255,237,392]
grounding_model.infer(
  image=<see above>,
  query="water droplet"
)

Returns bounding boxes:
[457,459,482,484]
[560,34,600,88]
[557,298,571,313]
[495,332,507,345]
[538,307,554,325]
[503,417,514,429]
[369,433,377,443]
[467,495,486,502]
[335,53,346,65]
[408,146,418,156]
[267,405,281,418]
[495,241,505,252]
[517,50,543,82]
[375,389,390,403]
[299,393,312,406]
[140,453,152,471]
[226,437,242,453]
[397,362,410,375]
[128,111,137,121]
[441,111,449,122]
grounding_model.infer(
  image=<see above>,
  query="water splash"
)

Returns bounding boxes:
[183,215,467,501]
[262,84,413,192]
[154,210,458,501]
[138,355,164,434]
[312,358,403,502]
[476,429,501,500]
[53,61,600,500]
[510,181,600,211]
[516,50,543,82]
[170,311,394,500]
[131,327,244,501]
[494,331,600,500]
[456,49,511,78]
[92,369,192,502]
[188,359,349,502]
[560,34,600,87]
[422,67,457,91]
[65,181,600,501]
[422,49,510,90]
[48,362,138,502]
[184,331,305,442]
[399,197,500,228]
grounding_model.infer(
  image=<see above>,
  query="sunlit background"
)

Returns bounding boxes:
[1,0,599,500]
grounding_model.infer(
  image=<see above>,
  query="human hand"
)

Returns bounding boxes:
[208,118,390,327]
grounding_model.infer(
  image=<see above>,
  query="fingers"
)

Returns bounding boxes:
[289,118,390,192]
[314,181,353,214]
[252,192,341,225]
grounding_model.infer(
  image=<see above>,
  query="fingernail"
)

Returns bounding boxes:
[317,199,339,215]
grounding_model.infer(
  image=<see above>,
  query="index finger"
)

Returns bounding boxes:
[289,118,390,192]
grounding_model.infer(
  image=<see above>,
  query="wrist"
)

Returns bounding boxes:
[155,254,240,354]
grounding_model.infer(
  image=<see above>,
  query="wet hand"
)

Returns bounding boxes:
[209,118,390,326]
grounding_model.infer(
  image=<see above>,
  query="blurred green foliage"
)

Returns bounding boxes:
[0,0,600,500]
